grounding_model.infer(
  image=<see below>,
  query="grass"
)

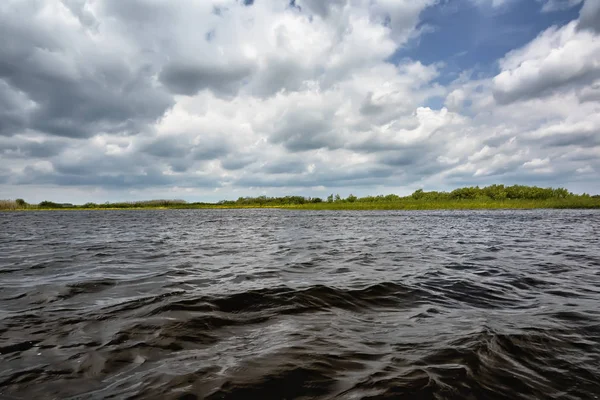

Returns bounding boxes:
[0,200,26,210]
[286,198,600,210]
[3,185,600,211]
[2,197,600,211]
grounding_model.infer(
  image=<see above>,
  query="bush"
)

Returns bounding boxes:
[39,201,62,208]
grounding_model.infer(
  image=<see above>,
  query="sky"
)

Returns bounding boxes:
[0,0,599,203]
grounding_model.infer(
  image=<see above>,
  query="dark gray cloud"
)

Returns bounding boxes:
[141,135,231,163]
[348,136,421,153]
[374,145,452,183]
[296,0,345,18]
[577,81,600,102]
[0,167,9,184]
[562,149,600,162]
[137,133,231,173]
[15,168,172,188]
[269,109,341,152]
[377,149,425,167]
[278,133,339,152]
[142,138,188,159]
[538,131,600,148]
[61,0,99,29]
[493,70,600,105]
[192,143,231,161]
[483,133,517,148]
[0,81,29,137]
[235,164,397,188]
[0,137,68,158]
[159,62,254,97]
[262,159,307,174]
[52,154,141,177]
[578,0,600,32]
[102,0,175,24]
[359,93,386,116]
[0,2,173,139]
[220,154,257,171]
[245,59,308,98]
[12,160,220,189]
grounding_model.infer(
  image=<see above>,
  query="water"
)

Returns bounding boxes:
[1,209,600,400]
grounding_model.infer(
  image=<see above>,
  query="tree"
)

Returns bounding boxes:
[334,194,341,202]
[347,194,357,203]
[411,189,424,200]
[327,194,334,203]
[553,188,570,199]
[15,198,26,207]
[39,201,61,208]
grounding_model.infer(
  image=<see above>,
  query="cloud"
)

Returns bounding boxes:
[527,117,600,148]
[445,89,467,111]
[0,1,174,139]
[159,62,255,97]
[296,0,345,18]
[470,0,512,10]
[262,158,307,174]
[220,154,257,171]
[578,0,600,32]
[140,134,230,162]
[577,80,600,102]
[493,21,600,104]
[0,80,31,137]
[1,0,600,203]
[0,136,69,158]
[267,94,339,152]
[538,0,582,13]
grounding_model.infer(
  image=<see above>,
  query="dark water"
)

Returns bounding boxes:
[1,209,600,400]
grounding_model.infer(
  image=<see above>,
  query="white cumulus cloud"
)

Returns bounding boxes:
[0,0,599,202]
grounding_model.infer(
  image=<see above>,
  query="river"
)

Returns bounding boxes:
[1,209,599,399]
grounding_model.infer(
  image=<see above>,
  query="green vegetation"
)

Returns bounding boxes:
[79,199,190,209]
[2,185,600,211]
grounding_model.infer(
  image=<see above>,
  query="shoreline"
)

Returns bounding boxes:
[3,203,600,212]
[4,185,600,211]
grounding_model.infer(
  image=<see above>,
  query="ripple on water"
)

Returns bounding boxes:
[0,209,599,399]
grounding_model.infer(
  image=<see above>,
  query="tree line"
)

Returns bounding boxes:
[1,184,598,210]
[217,184,585,206]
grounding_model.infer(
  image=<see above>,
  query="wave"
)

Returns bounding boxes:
[2,209,600,399]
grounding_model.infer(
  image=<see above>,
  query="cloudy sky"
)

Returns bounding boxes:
[1,0,599,203]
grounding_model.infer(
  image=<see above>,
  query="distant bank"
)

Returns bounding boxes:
[2,185,600,211]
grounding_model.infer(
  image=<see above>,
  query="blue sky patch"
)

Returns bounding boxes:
[394,0,583,84]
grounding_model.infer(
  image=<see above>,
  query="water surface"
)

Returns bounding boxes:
[1,209,600,399]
